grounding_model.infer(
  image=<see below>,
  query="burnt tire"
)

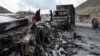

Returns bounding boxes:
[39,28,53,47]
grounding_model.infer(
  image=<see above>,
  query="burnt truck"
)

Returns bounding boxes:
[51,5,75,29]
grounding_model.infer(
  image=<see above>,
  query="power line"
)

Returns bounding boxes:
[0,0,15,12]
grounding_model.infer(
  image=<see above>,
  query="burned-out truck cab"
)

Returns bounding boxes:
[51,5,75,29]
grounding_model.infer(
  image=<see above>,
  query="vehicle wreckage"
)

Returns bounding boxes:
[0,4,77,56]
[0,4,99,56]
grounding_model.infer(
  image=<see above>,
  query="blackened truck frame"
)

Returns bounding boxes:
[52,5,75,29]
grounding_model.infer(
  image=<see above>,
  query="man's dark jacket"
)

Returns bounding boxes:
[35,10,41,21]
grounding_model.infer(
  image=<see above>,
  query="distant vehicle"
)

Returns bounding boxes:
[0,16,29,33]
[51,5,75,29]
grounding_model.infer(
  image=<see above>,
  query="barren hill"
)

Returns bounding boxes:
[76,0,100,16]
[0,6,12,13]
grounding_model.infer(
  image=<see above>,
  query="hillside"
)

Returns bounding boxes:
[76,0,100,16]
[0,6,12,13]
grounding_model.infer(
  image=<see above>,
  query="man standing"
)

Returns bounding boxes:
[50,10,53,21]
[92,18,99,29]
[35,9,41,22]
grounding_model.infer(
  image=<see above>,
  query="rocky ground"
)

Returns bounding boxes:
[73,25,100,56]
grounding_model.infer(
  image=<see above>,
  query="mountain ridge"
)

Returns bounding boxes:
[76,0,100,16]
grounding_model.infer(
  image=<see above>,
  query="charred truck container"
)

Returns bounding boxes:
[52,5,75,29]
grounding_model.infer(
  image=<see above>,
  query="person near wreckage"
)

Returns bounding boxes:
[32,9,41,22]
[50,10,53,21]
[35,9,41,22]
[92,18,99,29]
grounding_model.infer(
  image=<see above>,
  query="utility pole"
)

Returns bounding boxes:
[28,0,32,22]
[37,0,39,9]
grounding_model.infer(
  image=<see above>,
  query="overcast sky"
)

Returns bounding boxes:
[0,0,87,14]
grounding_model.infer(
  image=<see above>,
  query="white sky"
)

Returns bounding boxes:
[0,0,87,14]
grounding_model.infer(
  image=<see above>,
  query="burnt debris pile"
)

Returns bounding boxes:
[32,21,82,56]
